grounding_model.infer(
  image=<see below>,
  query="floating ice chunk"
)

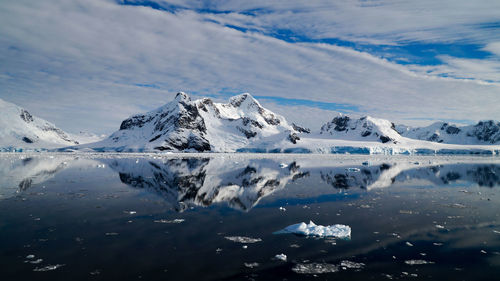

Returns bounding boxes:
[346,167,360,172]
[340,260,365,269]
[275,221,351,238]
[26,255,35,259]
[225,236,262,243]
[493,230,500,234]
[404,260,434,265]
[33,264,65,272]
[406,242,414,247]
[153,219,184,224]
[30,259,43,264]
[279,163,288,168]
[279,207,286,212]
[292,263,339,274]
[124,211,136,215]
[435,225,445,229]
[244,262,259,268]
[275,253,287,261]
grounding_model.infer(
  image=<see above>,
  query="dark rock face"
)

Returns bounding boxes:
[292,123,311,134]
[22,136,34,143]
[120,114,154,130]
[20,109,34,123]
[331,116,350,132]
[440,123,461,135]
[288,132,300,144]
[237,127,257,139]
[469,120,500,143]
[379,136,391,143]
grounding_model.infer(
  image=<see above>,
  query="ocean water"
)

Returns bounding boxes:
[1,154,499,280]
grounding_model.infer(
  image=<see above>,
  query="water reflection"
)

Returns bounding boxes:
[0,155,73,198]
[2,155,500,210]
[103,157,309,211]
[320,162,500,190]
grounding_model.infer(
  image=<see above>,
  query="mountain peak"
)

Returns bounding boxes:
[229,93,260,108]
[175,92,191,102]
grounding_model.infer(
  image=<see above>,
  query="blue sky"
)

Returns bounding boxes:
[1,0,500,134]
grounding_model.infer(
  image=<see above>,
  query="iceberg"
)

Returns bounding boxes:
[274,221,351,238]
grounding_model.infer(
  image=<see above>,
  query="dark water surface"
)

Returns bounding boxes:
[1,154,500,280]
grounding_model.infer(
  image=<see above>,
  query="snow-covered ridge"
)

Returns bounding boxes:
[0,98,79,151]
[320,114,400,143]
[397,120,500,145]
[78,92,309,152]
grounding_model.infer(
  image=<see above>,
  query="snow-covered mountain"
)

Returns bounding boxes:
[0,98,79,151]
[320,115,401,144]
[104,157,308,211]
[397,121,500,145]
[79,92,309,152]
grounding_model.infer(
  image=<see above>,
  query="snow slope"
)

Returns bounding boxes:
[77,92,309,152]
[397,121,500,145]
[0,98,79,151]
[320,114,401,143]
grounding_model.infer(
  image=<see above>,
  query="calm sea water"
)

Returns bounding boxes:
[1,154,499,281]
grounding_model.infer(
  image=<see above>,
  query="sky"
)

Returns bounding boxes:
[1,0,500,134]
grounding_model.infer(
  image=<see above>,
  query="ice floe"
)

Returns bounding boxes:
[275,254,287,261]
[275,221,351,238]
[153,219,185,224]
[292,263,339,274]
[224,236,262,243]
[33,264,65,272]
[244,262,259,268]
[404,260,434,265]
[340,260,365,269]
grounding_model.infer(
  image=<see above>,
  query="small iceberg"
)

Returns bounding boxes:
[225,236,262,243]
[274,221,351,239]
[275,253,287,261]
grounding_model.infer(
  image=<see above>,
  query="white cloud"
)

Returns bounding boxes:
[483,41,500,57]
[0,0,499,134]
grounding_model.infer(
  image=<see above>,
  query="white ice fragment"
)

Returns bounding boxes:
[124,211,136,215]
[406,242,414,247]
[153,219,184,224]
[30,259,43,264]
[279,163,288,168]
[404,260,434,265]
[292,263,339,274]
[433,242,443,246]
[275,221,351,239]
[244,262,259,268]
[435,225,445,229]
[242,245,248,249]
[340,260,365,269]
[279,207,286,212]
[346,167,360,172]
[225,236,262,243]
[33,264,64,272]
[275,253,287,261]
[493,230,500,234]
[26,254,35,259]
